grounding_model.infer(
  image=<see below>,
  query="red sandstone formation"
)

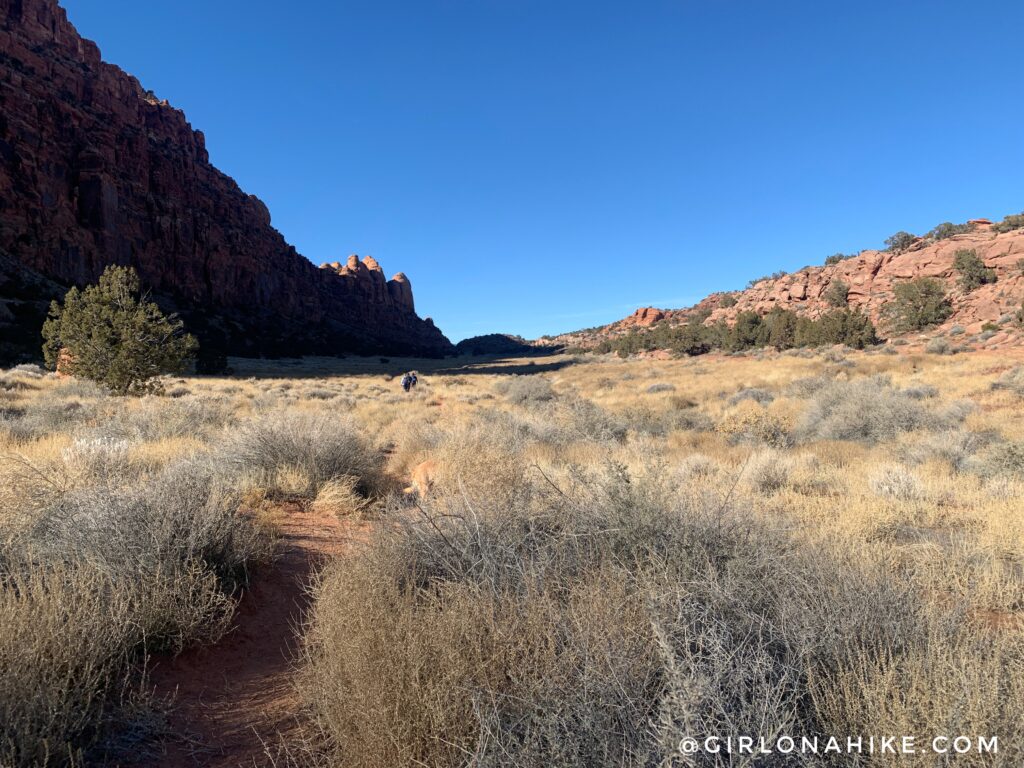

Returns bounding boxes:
[619,307,667,328]
[542,226,1024,351]
[0,0,452,361]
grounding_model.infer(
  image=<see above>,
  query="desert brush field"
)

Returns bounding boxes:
[2,347,1023,766]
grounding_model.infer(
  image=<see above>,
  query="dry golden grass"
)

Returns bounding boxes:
[284,348,1023,767]
[2,347,1024,765]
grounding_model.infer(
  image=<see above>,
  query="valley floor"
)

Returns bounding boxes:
[2,346,1023,766]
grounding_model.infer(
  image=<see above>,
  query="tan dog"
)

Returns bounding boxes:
[403,459,438,498]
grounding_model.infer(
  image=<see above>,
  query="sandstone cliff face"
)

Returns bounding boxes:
[0,0,452,361]
[543,225,1024,350]
[702,225,1024,340]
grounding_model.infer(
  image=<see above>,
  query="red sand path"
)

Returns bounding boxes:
[140,503,356,767]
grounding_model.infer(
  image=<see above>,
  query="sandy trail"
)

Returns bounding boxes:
[141,503,354,767]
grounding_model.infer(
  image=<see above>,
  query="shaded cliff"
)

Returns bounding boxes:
[0,0,453,362]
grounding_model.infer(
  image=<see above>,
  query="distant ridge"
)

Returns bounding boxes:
[454,334,552,357]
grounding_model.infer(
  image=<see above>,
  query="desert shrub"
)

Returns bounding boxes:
[675,453,718,481]
[908,430,994,474]
[793,375,966,444]
[903,384,939,399]
[953,248,996,291]
[296,468,795,767]
[926,221,973,240]
[0,392,102,443]
[824,252,855,266]
[728,386,774,406]
[746,270,788,288]
[557,397,628,442]
[990,366,1024,397]
[668,394,697,410]
[646,382,675,394]
[494,375,557,405]
[85,395,233,442]
[382,419,446,474]
[926,336,951,355]
[0,451,269,764]
[296,459,1022,768]
[620,404,712,437]
[718,293,737,307]
[814,621,1024,763]
[992,211,1024,233]
[41,266,197,395]
[980,442,1024,479]
[221,411,383,497]
[869,465,925,500]
[716,401,791,446]
[744,449,794,494]
[824,278,850,307]
[0,559,233,765]
[884,231,917,253]
[10,363,45,377]
[312,476,373,520]
[883,278,952,332]
[303,387,339,400]
[22,457,268,587]
[1,565,148,766]
[414,419,531,503]
[786,375,831,398]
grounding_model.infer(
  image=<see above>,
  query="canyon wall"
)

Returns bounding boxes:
[0,0,453,362]
[544,224,1024,350]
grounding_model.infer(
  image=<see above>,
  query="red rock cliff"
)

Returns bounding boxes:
[541,224,1024,351]
[0,0,453,360]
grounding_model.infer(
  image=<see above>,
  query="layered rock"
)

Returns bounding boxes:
[699,226,1024,339]
[0,0,453,362]
[619,307,667,329]
[541,225,1024,350]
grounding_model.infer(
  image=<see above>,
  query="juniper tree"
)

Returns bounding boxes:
[42,265,198,395]
[824,278,850,308]
[952,248,996,292]
[883,278,952,333]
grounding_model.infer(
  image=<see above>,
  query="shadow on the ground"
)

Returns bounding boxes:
[222,350,578,380]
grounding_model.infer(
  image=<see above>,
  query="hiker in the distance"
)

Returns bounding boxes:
[401,372,412,393]
[410,372,418,389]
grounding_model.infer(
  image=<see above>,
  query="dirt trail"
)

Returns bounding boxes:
[142,503,355,767]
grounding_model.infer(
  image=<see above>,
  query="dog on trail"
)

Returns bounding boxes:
[402,459,438,498]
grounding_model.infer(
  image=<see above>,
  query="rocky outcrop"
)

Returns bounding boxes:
[619,307,667,329]
[698,226,1024,341]
[0,0,453,362]
[541,224,1024,350]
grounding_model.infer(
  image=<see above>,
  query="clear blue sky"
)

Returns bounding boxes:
[61,0,1024,343]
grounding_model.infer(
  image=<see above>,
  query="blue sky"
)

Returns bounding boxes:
[61,0,1024,343]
